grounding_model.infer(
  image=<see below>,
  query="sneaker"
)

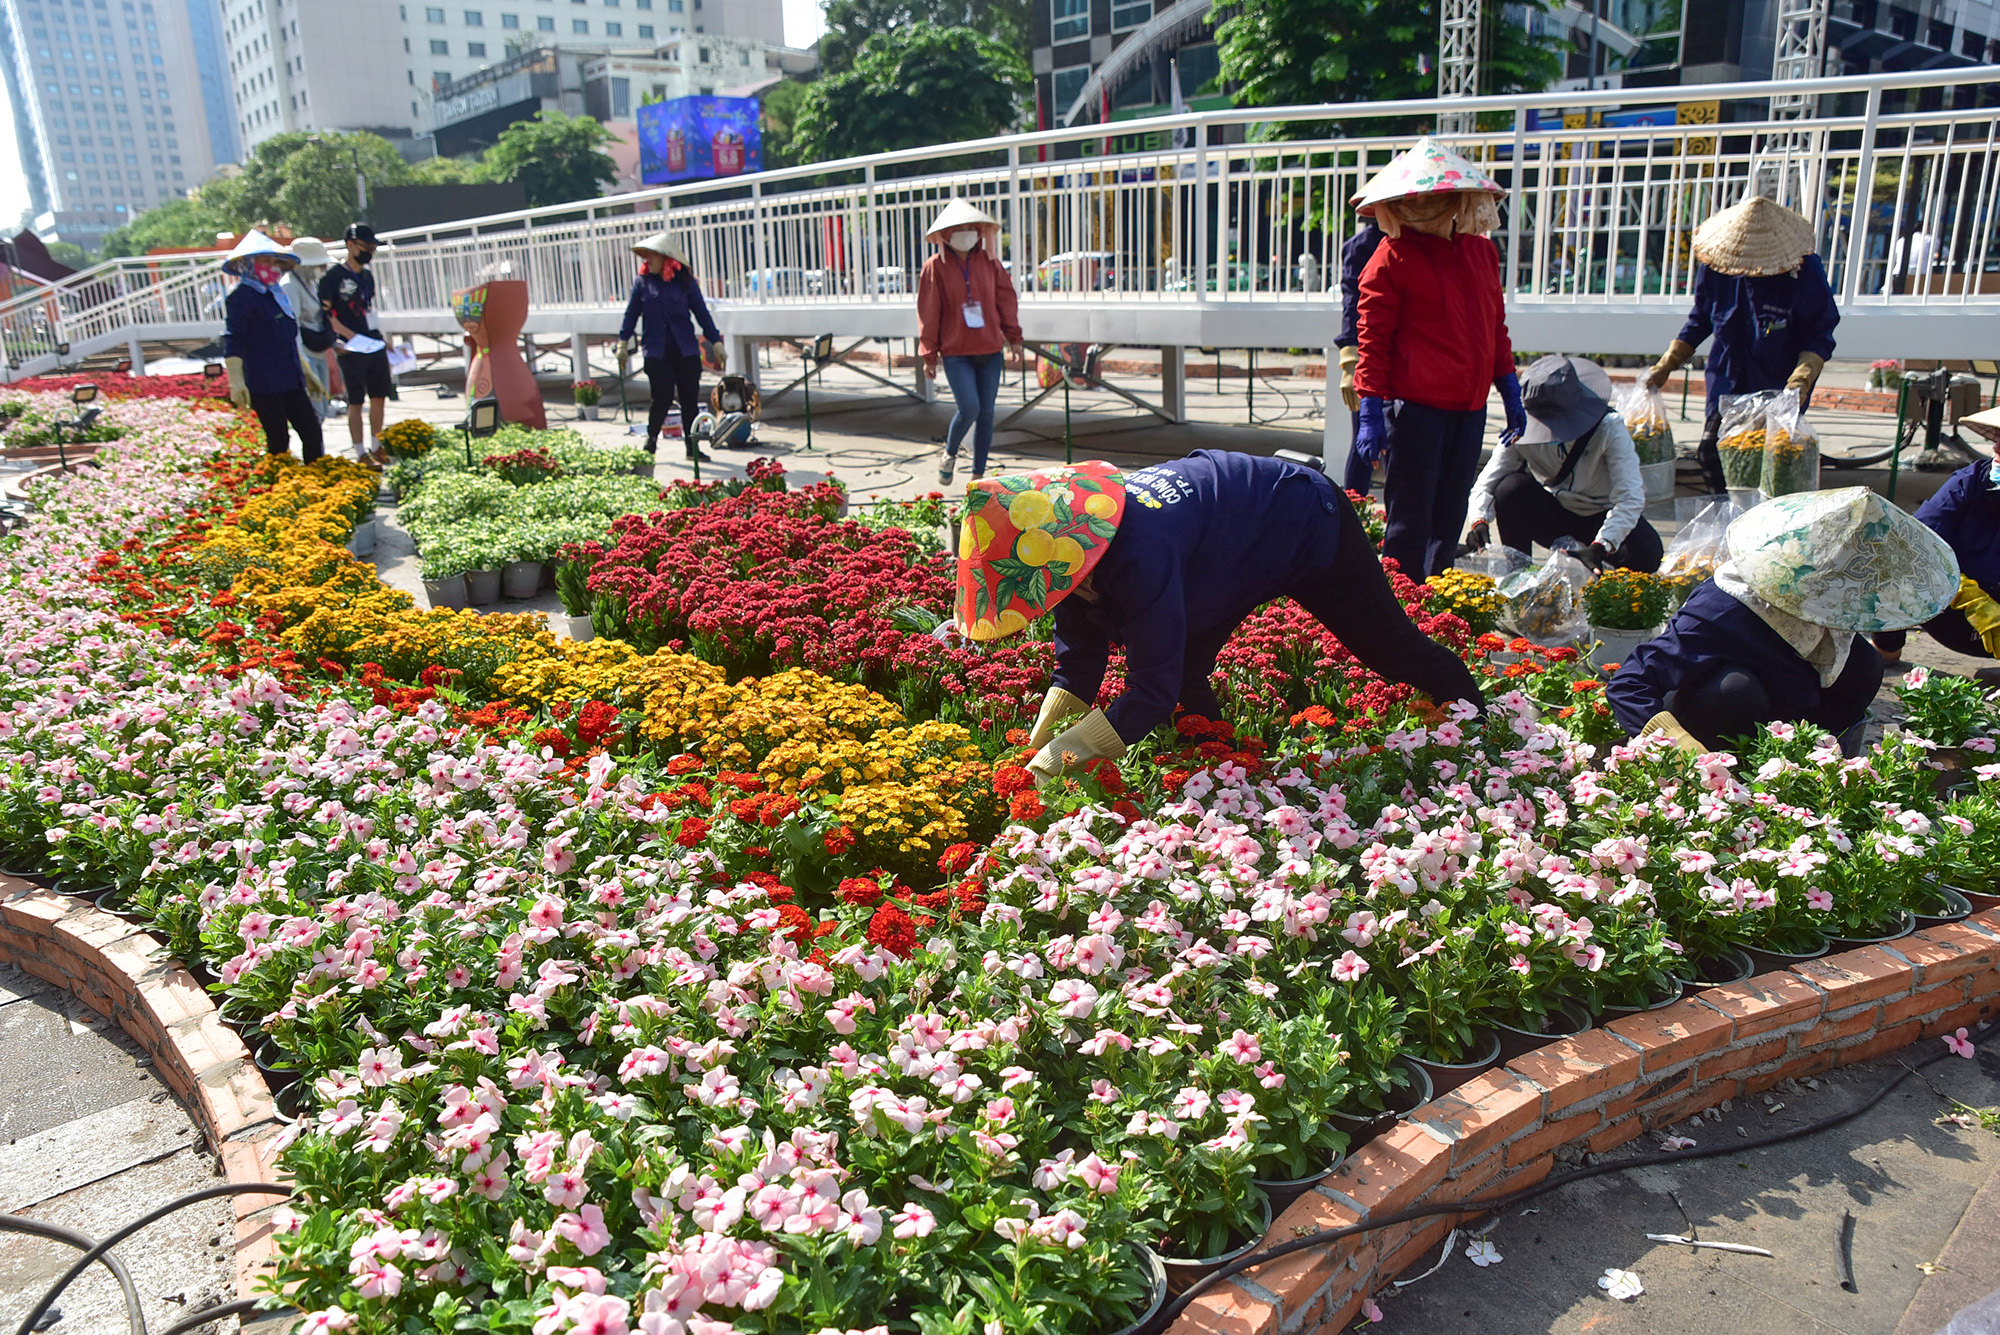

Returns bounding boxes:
[939,447,956,487]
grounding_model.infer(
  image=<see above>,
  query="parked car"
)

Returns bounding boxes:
[869,266,908,294]
[1033,251,1119,291]
[1164,263,1278,293]
[739,267,823,297]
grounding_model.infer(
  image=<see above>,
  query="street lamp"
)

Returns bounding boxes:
[309,136,368,221]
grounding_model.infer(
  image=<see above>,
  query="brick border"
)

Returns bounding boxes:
[4,871,1993,1332]
[1172,911,2000,1334]
[0,877,286,1307]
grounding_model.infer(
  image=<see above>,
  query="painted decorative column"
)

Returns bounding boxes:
[454,279,544,429]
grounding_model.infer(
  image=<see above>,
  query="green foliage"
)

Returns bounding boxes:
[44,240,92,268]
[406,154,496,185]
[819,0,1029,76]
[483,111,619,208]
[97,190,246,258]
[792,23,1029,164]
[759,77,814,170]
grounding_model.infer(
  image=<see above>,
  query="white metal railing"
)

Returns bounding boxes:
[364,67,2000,334]
[0,252,226,369]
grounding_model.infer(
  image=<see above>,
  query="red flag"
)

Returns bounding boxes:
[1101,85,1112,156]
[1037,91,1047,164]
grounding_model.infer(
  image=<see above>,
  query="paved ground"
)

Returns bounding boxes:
[1373,1045,2000,1335]
[0,962,239,1335]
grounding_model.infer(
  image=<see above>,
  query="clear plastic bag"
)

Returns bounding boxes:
[1716,390,1780,491]
[1499,551,1592,644]
[1658,496,1745,585]
[1615,383,1677,467]
[1761,389,1821,498]
[1455,545,1532,580]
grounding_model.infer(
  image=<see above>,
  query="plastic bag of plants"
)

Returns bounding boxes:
[1499,550,1592,644]
[1455,545,1532,580]
[1716,389,1780,491]
[1761,389,1821,498]
[1615,383,1677,466]
[1658,496,1745,585]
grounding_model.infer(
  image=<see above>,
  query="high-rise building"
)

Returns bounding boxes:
[1,0,224,249]
[222,0,414,151]
[185,0,239,164]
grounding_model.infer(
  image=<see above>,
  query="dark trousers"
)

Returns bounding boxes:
[1490,471,1664,572]
[250,387,324,463]
[1174,486,1483,721]
[1381,400,1485,579]
[1342,410,1375,496]
[1875,605,1991,660]
[644,352,703,454]
[1668,639,1883,752]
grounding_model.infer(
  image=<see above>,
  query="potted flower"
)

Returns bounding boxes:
[417,538,471,609]
[554,556,595,640]
[573,379,602,421]
[377,418,436,460]
[1583,569,1673,670]
[452,518,511,604]
[1425,568,1504,636]
[1868,358,1900,391]
[483,447,562,486]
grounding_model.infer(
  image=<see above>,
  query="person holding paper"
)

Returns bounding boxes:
[319,222,392,466]
[917,199,1022,487]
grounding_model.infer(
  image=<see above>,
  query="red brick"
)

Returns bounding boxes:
[1792,947,1915,1010]
[1176,1280,1276,1335]
[1318,1288,1367,1334]
[1378,1216,1455,1284]
[1605,998,1736,1074]
[0,890,81,930]
[1588,1114,1645,1153]
[1603,1062,1698,1120]
[1504,1028,1644,1114]
[1321,1123,1453,1221]
[1970,966,2000,1001]
[1882,979,1971,1027]
[1924,998,2000,1038]
[233,1215,280,1303]
[1235,1244,1339,1325]
[1505,1107,1602,1168]
[1836,1018,1923,1065]
[1753,1048,1838,1092]
[1693,974,1826,1040]
[1698,1035,1789,1082]
[1885,929,2000,987]
[198,1061,279,1143]
[1411,1071,1545,1166]
[1799,1005,1882,1049]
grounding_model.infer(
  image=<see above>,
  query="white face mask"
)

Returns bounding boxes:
[948,230,980,253]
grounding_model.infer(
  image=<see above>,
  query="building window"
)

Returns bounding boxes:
[611,75,628,114]
[1111,0,1147,29]
[1050,0,1087,41]
[462,8,480,21]
[1051,62,1087,115]
[430,37,447,51]
[572,16,586,29]
[466,38,485,52]
[501,11,516,25]
[537,14,552,27]
[425,5,443,18]
[604,19,619,32]
[636,22,650,34]
[696,44,707,59]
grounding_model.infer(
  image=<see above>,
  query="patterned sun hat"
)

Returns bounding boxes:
[1352,137,1503,216]
[954,462,1126,641]
[1725,487,1960,633]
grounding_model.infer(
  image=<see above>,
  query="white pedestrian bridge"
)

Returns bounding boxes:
[5,67,1999,443]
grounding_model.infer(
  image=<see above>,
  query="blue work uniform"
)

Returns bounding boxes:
[1915,462,2000,594]
[222,282,304,394]
[619,269,722,359]
[1050,450,1484,745]
[1606,580,1878,740]
[1335,223,1385,495]
[1676,255,1840,419]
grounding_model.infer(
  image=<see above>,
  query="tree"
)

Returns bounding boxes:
[44,240,92,268]
[791,24,1029,164]
[407,154,497,185]
[759,77,813,171]
[97,188,247,258]
[1481,0,1565,99]
[1216,0,1433,132]
[819,0,1029,76]
[484,111,619,208]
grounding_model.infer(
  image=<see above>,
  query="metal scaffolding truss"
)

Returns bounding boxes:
[1771,0,1830,119]
[1437,0,1482,133]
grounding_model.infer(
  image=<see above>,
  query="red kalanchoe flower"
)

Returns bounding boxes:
[865,904,918,958]
[937,843,977,876]
[837,876,885,908]
[676,815,711,847]
[823,826,857,856]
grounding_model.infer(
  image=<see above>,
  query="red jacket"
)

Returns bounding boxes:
[917,246,1021,360]
[1354,231,1514,412]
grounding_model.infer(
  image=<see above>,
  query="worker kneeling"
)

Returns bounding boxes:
[1607,487,1960,754]
[952,451,1485,784]
[1464,355,1661,572]
[1874,406,2000,667]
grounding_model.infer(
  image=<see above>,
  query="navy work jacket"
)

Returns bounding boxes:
[1675,255,1840,418]
[619,270,722,360]
[1052,450,1345,745]
[1915,461,2000,594]
[222,282,304,396]
[1606,580,1864,733]
[1335,223,1385,349]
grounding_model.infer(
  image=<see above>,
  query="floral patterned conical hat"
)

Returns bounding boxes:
[1352,137,1503,218]
[954,462,1126,641]
[1724,487,1959,633]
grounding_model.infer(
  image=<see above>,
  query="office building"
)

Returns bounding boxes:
[1032,0,1222,134]
[0,0,225,249]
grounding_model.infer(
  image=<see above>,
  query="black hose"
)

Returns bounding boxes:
[153,1297,294,1335]
[0,1214,145,1335]
[12,1182,293,1335]
[1156,1016,1999,1326]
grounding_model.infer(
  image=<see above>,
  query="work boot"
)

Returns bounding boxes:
[644,436,659,456]
[686,443,713,464]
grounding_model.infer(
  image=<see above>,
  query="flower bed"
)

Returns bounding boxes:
[5,391,2000,1335]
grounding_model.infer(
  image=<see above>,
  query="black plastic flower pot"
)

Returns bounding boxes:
[1406,1028,1503,1098]
[1099,1244,1168,1335]
[1159,1196,1273,1298]
[1673,947,1757,993]
[1253,1147,1348,1217]
[1742,932,1830,974]
[1826,909,1916,951]
[1492,998,1594,1063]
[1912,884,1975,930]
[1598,979,1686,1023]
[1330,1057,1435,1146]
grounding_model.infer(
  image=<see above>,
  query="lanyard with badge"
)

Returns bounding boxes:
[957,255,985,330]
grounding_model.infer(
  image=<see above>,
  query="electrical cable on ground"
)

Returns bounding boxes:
[1156,1016,2000,1327]
[9,1181,293,1335]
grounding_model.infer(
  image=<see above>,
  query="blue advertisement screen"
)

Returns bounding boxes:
[638,96,762,184]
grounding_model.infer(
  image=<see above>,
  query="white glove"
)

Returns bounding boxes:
[300,354,325,400]
[225,356,249,410]
[1026,708,1127,788]
[1026,687,1088,751]
[616,337,639,361]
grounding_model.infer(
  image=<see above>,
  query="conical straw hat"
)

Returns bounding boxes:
[222,229,295,273]
[925,198,1000,241]
[1692,196,1816,276]
[1724,486,1959,633]
[1352,137,1502,216]
[632,231,687,261]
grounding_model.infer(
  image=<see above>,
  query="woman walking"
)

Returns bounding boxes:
[617,232,724,462]
[917,199,1023,486]
[222,230,324,463]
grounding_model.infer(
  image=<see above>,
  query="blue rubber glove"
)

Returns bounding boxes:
[1355,396,1389,464]
[1498,371,1526,446]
